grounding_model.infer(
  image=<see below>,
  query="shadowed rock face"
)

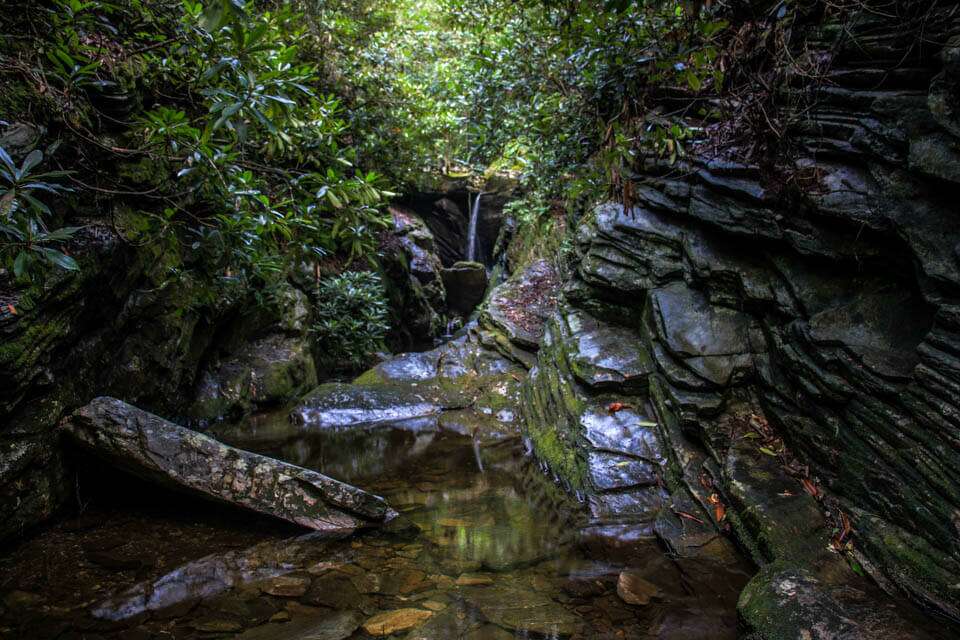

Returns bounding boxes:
[519,3,960,636]
[62,397,395,532]
[441,261,488,315]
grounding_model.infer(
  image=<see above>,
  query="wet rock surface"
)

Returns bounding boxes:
[518,14,960,630]
[521,305,667,539]
[189,333,318,422]
[382,207,447,349]
[0,399,752,640]
[482,258,559,351]
[441,261,488,315]
[514,8,960,632]
[62,397,394,533]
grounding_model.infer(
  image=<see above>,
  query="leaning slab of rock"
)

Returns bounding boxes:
[62,397,395,532]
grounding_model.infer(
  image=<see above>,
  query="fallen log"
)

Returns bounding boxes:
[62,397,397,533]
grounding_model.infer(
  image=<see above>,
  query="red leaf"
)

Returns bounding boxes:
[675,510,705,525]
[714,502,726,522]
[607,402,633,414]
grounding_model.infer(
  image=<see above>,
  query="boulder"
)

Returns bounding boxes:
[382,207,447,349]
[62,397,395,532]
[442,261,488,315]
[189,333,317,421]
[482,259,559,349]
[616,571,661,606]
[0,122,42,160]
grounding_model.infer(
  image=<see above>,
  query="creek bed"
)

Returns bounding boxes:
[0,408,753,639]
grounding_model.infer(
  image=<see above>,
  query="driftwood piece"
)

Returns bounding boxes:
[62,397,396,533]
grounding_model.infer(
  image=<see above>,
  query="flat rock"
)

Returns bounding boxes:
[234,610,362,640]
[649,282,756,358]
[361,608,433,636]
[292,382,441,427]
[483,259,559,348]
[259,575,310,597]
[563,309,655,391]
[461,584,580,637]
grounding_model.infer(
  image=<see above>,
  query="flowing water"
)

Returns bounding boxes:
[0,408,753,639]
[466,192,482,263]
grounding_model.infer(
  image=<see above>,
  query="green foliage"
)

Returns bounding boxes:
[311,271,389,369]
[2,0,730,306]
[440,0,727,204]
[304,0,728,205]
[5,0,395,287]
[0,146,79,282]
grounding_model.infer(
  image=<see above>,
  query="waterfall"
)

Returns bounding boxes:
[466,191,482,262]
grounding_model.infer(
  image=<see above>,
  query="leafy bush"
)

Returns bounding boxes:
[0,146,79,282]
[4,0,393,288]
[311,271,389,369]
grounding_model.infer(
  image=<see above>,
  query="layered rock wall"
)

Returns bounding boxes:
[522,0,960,632]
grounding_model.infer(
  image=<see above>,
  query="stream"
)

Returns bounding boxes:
[0,405,752,639]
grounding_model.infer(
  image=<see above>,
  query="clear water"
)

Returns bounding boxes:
[0,409,753,639]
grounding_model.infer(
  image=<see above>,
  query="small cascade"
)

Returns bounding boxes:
[466,191,483,262]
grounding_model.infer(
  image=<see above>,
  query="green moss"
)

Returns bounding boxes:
[526,415,588,491]
[0,79,35,122]
[353,368,386,385]
[117,156,170,187]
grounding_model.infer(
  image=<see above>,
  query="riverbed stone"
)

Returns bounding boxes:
[259,575,310,598]
[616,571,661,606]
[234,610,361,640]
[361,608,433,636]
[462,584,580,637]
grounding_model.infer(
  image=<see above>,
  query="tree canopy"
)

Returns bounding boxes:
[0,0,727,288]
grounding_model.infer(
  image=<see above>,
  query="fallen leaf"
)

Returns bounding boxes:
[607,402,633,414]
[759,446,778,457]
[838,511,852,542]
[706,493,727,521]
[698,471,713,491]
[6,304,16,315]
[675,510,705,525]
[801,478,819,498]
[778,490,795,497]
[714,502,726,522]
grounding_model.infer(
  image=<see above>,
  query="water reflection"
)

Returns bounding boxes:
[93,532,342,621]
[0,409,754,639]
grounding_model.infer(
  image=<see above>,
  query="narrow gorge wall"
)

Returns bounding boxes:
[522,1,960,634]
